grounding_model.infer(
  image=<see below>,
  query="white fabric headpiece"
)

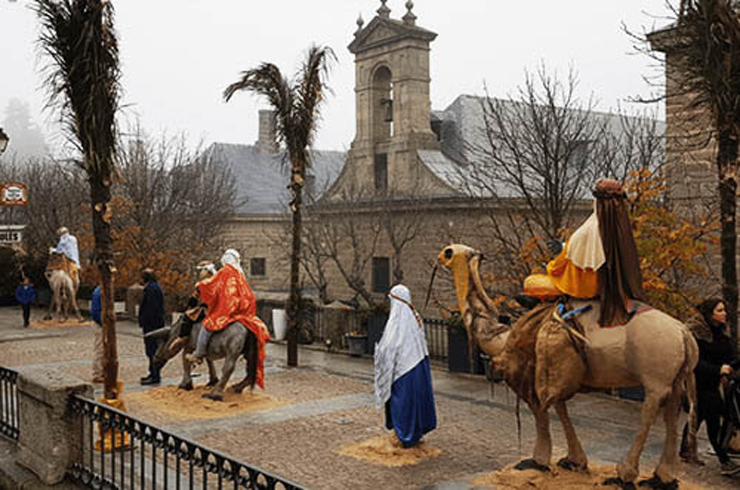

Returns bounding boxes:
[220,249,245,276]
[565,209,605,271]
[373,284,429,408]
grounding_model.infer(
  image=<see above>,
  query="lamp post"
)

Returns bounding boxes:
[0,128,9,155]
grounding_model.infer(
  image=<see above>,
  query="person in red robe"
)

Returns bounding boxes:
[186,249,271,388]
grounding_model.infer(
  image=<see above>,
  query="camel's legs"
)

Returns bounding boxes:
[653,390,681,483]
[70,294,82,321]
[45,291,56,320]
[532,406,552,467]
[617,389,668,483]
[554,401,588,471]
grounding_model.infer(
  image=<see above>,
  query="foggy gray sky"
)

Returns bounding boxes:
[0,0,671,154]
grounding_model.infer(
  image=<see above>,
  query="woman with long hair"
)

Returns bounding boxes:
[681,298,739,476]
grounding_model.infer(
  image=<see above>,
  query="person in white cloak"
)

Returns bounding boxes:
[50,226,81,282]
[374,284,437,447]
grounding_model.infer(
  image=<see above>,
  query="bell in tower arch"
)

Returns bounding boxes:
[380,97,394,123]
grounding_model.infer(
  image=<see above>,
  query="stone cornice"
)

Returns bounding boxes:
[647,23,680,53]
[348,16,437,54]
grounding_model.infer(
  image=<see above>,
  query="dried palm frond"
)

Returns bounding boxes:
[672,1,740,133]
[35,0,121,179]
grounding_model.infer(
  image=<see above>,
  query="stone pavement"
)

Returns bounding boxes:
[0,306,737,489]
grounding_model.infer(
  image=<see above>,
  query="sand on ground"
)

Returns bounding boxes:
[125,384,291,421]
[338,434,441,467]
[473,463,707,489]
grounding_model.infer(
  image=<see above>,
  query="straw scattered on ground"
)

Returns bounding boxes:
[30,318,93,329]
[338,434,441,467]
[126,385,291,420]
[473,463,707,489]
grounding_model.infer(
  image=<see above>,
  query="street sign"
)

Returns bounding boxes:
[0,225,24,244]
[1,183,28,206]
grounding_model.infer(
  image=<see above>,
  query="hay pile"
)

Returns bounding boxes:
[126,385,289,420]
[473,464,706,489]
[338,435,440,467]
[30,318,92,329]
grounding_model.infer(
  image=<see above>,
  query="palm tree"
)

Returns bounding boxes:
[670,1,740,348]
[35,0,122,398]
[224,45,335,366]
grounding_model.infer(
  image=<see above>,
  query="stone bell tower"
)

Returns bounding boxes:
[339,0,440,197]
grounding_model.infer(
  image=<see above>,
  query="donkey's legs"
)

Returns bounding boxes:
[203,357,237,401]
[206,359,219,387]
[178,351,194,391]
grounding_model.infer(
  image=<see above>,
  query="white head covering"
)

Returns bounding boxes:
[374,284,429,408]
[565,208,605,270]
[220,249,245,276]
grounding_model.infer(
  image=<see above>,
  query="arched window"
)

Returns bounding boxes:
[372,66,393,141]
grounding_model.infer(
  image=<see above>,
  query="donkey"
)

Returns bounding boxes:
[146,316,258,401]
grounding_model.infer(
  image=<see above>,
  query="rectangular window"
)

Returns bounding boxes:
[374,153,388,191]
[372,257,391,293]
[250,258,266,277]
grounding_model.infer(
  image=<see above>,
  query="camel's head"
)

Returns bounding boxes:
[435,244,503,359]
[436,244,488,318]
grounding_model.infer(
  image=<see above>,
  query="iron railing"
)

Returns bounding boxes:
[257,300,452,360]
[0,366,19,441]
[68,395,304,490]
[422,318,448,362]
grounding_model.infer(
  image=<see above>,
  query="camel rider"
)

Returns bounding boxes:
[50,227,80,283]
[186,249,271,387]
[170,260,216,351]
[525,179,644,326]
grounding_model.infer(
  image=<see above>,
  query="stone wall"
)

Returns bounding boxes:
[16,367,92,485]
[223,201,589,317]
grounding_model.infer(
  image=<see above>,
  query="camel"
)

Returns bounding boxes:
[434,244,699,489]
[44,251,82,322]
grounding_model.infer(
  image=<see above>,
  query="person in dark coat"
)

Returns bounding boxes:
[139,268,165,385]
[680,298,740,476]
[15,277,36,328]
[90,285,105,383]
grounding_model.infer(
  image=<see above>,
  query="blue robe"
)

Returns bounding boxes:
[384,357,436,447]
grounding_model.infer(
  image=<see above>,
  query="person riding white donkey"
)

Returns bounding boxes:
[185,250,271,389]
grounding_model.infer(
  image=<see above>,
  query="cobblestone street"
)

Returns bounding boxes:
[0,306,737,489]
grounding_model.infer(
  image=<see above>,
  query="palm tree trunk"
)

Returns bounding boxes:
[717,129,739,351]
[286,170,304,367]
[90,175,119,398]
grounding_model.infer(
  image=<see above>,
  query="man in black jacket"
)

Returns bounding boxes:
[139,268,165,385]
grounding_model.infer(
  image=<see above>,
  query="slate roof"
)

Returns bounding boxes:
[210,96,663,213]
[207,143,345,215]
[427,94,665,197]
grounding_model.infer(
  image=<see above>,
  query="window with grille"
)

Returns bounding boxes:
[372,257,391,293]
[250,258,266,276]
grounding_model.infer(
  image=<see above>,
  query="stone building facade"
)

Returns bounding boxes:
[648,19,735,302]
[214,1,643,314]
